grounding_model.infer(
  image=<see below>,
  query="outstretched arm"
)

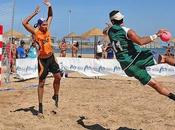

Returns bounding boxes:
[43,0,53,29]
[127,29,166,46]
[22,6,40,35]
[127,29,155,46]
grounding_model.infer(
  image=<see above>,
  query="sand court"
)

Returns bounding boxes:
[0,72,175,130]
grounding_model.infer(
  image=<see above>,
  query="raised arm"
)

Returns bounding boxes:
[43,0,53,29]
[22,6,40,35]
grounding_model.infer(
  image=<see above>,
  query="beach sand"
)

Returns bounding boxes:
[0,54,175,130]
[0,71,175,130]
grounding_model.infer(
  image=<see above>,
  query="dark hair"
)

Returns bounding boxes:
[20,40,25,46]
[62,39,66,42]
[112,19,123,25]
[109,10,123,25]
[75,42,79,48]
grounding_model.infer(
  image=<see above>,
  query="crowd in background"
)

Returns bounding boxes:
[0,36,122,73]
[2,37,38,73]
[59,38,114,59]
[95,40,114,59]
[2,36,174,74]
[59,39,80,58]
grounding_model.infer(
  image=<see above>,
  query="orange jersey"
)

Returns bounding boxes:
[35,29,53,58]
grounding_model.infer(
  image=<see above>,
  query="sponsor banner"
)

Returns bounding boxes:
[15,57,175,80]
[147,63,175,77]
[57,58,175,77]
[57,57,126,77]
[16,58,38,80]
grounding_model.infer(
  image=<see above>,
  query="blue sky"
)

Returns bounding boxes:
[0,0,175,39]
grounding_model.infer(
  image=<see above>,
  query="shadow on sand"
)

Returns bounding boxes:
[77,116,143,130]
[12,106,38,116]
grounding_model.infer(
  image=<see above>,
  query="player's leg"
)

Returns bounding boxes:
[38,58,48,114]
[148,79,175,101]
[52,73,61,107]
[49,55,61,107]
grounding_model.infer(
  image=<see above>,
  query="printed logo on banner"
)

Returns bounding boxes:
[16,58,38,79]
[15,57,175,80]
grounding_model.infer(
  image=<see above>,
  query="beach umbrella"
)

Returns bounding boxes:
[64,32,79,38]
[81,28,103,39]
[81,28,104,58]
[3,30,26,39]
[64,32,81,43]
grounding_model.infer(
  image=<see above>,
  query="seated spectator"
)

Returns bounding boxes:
[16,40,26,58]
[164,45,174,57]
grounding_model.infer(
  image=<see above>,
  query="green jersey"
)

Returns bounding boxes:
[108,24,155,85]
[108,24,151,70]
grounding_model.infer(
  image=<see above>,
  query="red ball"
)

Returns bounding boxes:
[160,31,172,42]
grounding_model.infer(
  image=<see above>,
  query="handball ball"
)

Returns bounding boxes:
[160,31,172,42]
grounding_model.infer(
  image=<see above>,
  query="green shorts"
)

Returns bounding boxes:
[124,51,155,85]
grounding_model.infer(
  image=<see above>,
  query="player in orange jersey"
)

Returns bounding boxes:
[22,0,61,116]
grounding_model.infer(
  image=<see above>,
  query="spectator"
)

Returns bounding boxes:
[164,44,174,57]
[16,40,26,58]
[5,38,17,73]
[59,39,67,57]
[27,42,37,58]
[105,43,114,59]
[96,41,103,59]
[71,41,79,57]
